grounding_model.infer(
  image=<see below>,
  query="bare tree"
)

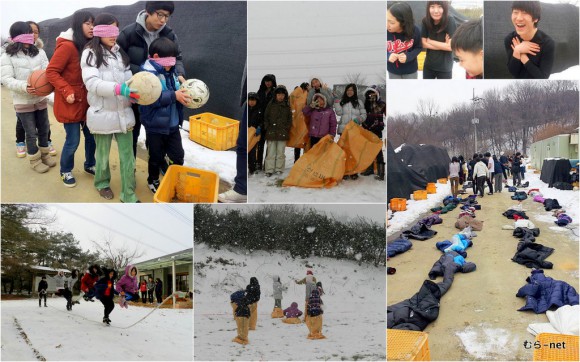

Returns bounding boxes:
[90,234,145,271]
[343,72,367,86]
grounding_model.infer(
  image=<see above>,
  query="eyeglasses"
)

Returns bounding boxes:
[155,11,171,20]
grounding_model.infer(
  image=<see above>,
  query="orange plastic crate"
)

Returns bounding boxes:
[437,178,448,184]
[154,165,219,203]
[533,333,579,361]
[387,329,430,361]
[426,183,437,194]
[189,112,239,151]
[390,198,407,211]
[413,190,427,200]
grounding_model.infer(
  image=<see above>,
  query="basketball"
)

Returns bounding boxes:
[27,69,54,97]
[180,79,210,109]
[127,71,162,106]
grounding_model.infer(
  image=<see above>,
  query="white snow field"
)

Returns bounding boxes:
[137,120,237,186]
[248,145,386,203]
[1,298,192,361]
[194,243,386,361]
[387,181,451,238]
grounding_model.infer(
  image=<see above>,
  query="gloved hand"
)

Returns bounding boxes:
[310,100,319,109]
[115,83,140,102]
[255,126,261,136]
[352,117,360,125]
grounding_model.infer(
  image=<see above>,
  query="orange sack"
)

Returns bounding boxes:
[337,121,383,175]
[283,135,346,188]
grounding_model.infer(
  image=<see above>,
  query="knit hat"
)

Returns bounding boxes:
[248,92,258,100]
[306,270,313,275]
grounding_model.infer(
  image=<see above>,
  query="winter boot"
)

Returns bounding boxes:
[44,303,47,307]
[375,162,385,181]
[118,295,126,308]
[28,151,50,173]
[361,164,374,176]
[39,146,57,168]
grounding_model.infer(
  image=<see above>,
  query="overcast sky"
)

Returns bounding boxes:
[387,79,559,116]
[43,204,192,263]
[248,1,385,90]
[0,0,138,38]
[209,204,386,225]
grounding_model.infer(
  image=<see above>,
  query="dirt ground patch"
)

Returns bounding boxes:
[387,189,579,361]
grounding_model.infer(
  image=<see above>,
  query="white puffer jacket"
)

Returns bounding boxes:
[0,49,48,105]
[81,44,135,134]
[333,99,367,134]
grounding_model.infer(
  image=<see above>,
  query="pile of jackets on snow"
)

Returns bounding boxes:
[502,204,555,269]
[529,189,572,226]
[516,269,579,313]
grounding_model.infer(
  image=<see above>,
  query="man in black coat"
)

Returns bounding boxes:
[38,276,48,307]
[116,1,186,157]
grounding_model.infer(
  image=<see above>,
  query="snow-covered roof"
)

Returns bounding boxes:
[29,266,71,273]
[134,248,193,271]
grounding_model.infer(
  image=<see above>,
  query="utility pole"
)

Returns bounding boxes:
[470,88,483,154]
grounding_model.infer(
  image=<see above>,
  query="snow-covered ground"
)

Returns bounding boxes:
[248,146,386,203]
[551,65,580,80]
[387,166,579,240]
[194,243,386,361]
[519,166,579,239]
[137,121,237,186]
[387,181,451,238]
[1,299,192,361]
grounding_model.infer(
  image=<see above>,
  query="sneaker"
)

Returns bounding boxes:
[265,173,273,177]
[84,166,96,175]
[275,171,283,175]
[218,189,247,203]
[16,142,26,158]
[48,142,57,156]
[61,172,77,188]
[148,179,160,194]
[98,187,114,200]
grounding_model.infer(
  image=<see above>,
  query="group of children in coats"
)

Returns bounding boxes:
[230,270,326,345]
[39,263,156,326]
[248,76,386,180]
[1,2,188,202]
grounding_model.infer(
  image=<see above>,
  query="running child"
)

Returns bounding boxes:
[115,264,140,308]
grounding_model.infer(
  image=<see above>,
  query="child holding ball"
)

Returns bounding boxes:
[139,37,191,193]
[81,13,140,202]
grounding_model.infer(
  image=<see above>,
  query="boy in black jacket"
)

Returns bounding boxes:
[116,1,187,157]
[247,92,262,174]
[38,276,48,307]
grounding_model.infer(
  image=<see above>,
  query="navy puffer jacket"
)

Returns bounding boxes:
[516,270,579,314]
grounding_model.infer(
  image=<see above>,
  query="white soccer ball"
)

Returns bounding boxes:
[180,79,210,109]
[128,71,162,106]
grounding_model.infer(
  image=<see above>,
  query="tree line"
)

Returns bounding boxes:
[388,80,579,156]
[194,205,386,267]
[1,204,143,294]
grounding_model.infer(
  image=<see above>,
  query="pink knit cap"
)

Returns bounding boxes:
[11,34,35,45]
[92,25,119,38]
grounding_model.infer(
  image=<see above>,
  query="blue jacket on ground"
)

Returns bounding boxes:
[138,59,183,135]
[387,238,413,258]
[516,270,579,314]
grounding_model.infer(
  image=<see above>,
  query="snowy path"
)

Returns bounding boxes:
[387,171,578,360]
[248,146,386,203]
[194,244,386,360]
[1,299,192,361]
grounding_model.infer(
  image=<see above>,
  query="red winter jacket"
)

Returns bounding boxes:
[80,273,99,293]
[45,29,89,124]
